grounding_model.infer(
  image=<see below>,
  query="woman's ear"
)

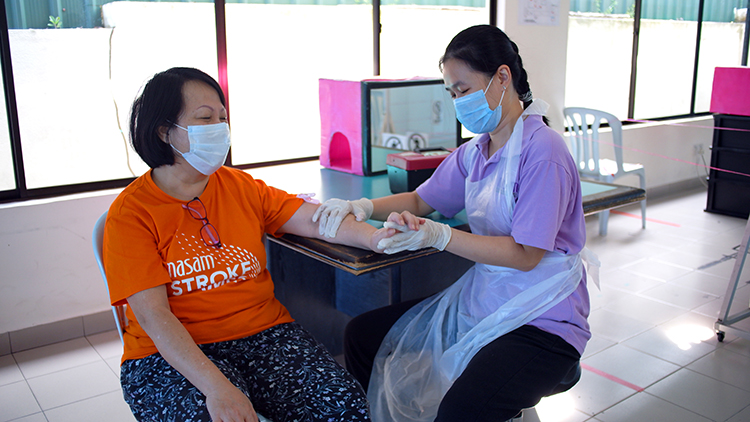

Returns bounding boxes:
[496,65,512,87]
[157,125,170,144]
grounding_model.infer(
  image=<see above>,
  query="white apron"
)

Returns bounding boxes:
[368,101,596,422]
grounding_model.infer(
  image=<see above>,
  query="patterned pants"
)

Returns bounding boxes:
[120,322,370,422]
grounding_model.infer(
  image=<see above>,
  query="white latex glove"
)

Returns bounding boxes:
[377,219,452,254]
[312,197,374,238]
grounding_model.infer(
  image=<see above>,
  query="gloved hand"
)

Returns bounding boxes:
[377,219,452,254]
[312,197,374,238]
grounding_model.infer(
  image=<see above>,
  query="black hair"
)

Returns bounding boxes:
[129,67,226,169]
[439,25,548,125]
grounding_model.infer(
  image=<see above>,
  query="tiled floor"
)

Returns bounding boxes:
[2,187,750,421]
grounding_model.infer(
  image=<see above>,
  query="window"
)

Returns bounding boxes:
[693,0,749,113]
[564,4,633,118]
[225,1,373,165]
[104,1,219,178]
[1,0,493,202]
[565,0,750,121]
[379,0,488,77]
[380,0,488,140]
[633,0,699,118]
[0,0,219,199]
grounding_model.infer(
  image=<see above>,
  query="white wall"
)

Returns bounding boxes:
[0,1,715,347]
[500,0,570,133]
[0,191,118,335]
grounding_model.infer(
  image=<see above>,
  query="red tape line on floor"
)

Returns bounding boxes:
[580,362,645,392]
[609,209,681,227]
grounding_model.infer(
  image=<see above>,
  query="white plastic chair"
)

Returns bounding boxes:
[92,212,273,422]
[563,107,646,236]
[93,211,128,343]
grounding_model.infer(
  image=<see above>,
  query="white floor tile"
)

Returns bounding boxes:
[581,336,616,359]
[597,269,663,293]
[588,250,643,272]
[588,308,653,343]
[14,337,101,379]
[595,392,711,422]
[105,355,122,378]
[534,393,592,422]
[605,238,672,261]
[86,330,124,360]
[621,259,693,283]
[668,270,730,297]
[44,390,136,422]
[723,337,750,357]
[622,229,693,250]
[0,381,41,422]
[687,348,750,392]
[645,369,750,422]
[661,312,728,346]
[621,326,718,367]
[652,224,726,245]
[640,282,719,311]
[26,360,120,411]
[567,369,636,416]
[0,354,24,387]
[698,258,740,280]
[582,343,680,389]
[7,414,47,422]
[692,297,723,319]
[587,283,633,311]
[653,249,720,270]
[604,294,686,326]
[700,225,746,247]
[726,404,750,422]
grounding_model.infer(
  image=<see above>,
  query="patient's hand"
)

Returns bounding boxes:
[370,226,396,253]
[386,211,425,231]
[377,212,452,254]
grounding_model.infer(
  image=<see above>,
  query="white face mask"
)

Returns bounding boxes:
[170,122,231,175]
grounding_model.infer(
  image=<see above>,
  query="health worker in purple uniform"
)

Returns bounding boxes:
[313,25,599,422]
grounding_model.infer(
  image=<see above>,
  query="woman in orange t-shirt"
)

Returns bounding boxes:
[104,67,392,422]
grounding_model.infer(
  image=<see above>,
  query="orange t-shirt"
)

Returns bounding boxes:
[103,166,304,363]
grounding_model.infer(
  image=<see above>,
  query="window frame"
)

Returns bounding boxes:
[624,0,750,123]
[0,0,488,203]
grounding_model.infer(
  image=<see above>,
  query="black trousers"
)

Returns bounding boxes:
[344,299,581,422]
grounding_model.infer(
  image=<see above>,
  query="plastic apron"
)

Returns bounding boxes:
[368,100,592,422]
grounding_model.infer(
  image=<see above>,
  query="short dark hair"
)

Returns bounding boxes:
[440,25,535,110]
[129,67,226,168]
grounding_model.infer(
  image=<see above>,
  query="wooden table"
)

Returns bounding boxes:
[256,162,645,354]
[265,165,645,276]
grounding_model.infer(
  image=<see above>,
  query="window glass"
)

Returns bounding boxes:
[380,0,487,140]
[5,1,217,189]
[632,1,701,118]
[225,1,373,165]
[0,74,13,190]
[379,0,487,78]
[695,1,749,112]
[565,1,634,119]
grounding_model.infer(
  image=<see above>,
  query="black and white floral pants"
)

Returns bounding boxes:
[120,322,370,422]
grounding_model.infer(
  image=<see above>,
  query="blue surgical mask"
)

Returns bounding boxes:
[170,122,231,175]
[454,77,506,134]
